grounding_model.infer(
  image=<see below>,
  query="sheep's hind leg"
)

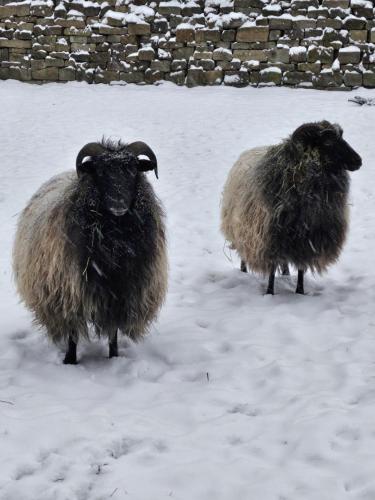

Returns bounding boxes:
[282,264,290,276]
[240,260,247,273]
[109,330,118,358]
[63,336,77,365]
[266,265,276,295]
[296,270,304,295]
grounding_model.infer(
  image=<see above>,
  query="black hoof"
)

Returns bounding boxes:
[296,289,305,295]
[63,356,77,365]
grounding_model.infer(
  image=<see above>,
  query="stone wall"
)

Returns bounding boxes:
[0,0,375,88]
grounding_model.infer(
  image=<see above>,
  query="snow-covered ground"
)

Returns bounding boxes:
[0,81,374,500]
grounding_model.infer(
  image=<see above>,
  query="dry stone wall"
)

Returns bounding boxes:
[0,0,375,88]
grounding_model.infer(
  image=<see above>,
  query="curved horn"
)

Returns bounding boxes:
[127,141,158,179]
[76,142,106,172]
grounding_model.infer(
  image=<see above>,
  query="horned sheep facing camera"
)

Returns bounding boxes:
[13,139,168,364]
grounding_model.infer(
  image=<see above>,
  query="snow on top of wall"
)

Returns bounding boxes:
[290,46,307,55]
[340,45,361,53]
[260,66,282,74]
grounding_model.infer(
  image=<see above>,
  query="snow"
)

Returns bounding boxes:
[351,0,372,7]
[290,46,307,56]
[176,23,195,30]
[260,66,282,74]
[0,81,374,500]
[340,46,361,53]
[67,9,85,17]
[332,58,341,71]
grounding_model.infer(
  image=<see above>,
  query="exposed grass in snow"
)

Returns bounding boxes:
[0,81,374,500]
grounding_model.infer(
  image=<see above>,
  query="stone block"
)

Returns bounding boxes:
[292,18,317,30]
[176,26,195,43]
[289,46,307,63]
[283,70,312,85]
[338,46,361,64]
[349,30,368,42]
[186,66,206,86]
[259,66,282,84]
[0,39,31,49]
[363,71,375,87]
[9,66,31,81]
[343,70,362,87]
[267,47,289,63]
[298,61,321,73]
[236,25,269,42]
[322,0,349,6]
[171,59,187,71]
[144,69,164,84]
[195,28,221,42]
[313,70,340,88]
[307,45,334,64]
[0,3,30,18]
[128,22,150,36]
[343,17,366,30]
[120,71,144,83]
[151,59,171,71]
[224,69,249,87]
[213,47,233,61]
[0,67,9,79]
[32,66,59,80]
[268,17,292,30]
[172,47,194,59]
[59,66,76,81]
[222,29,235,41]
[205,68,223,85]
[158,2,181,16]
[31,3,53,17]
[165,70,185,85]
[138,47,155,61]
[194,58,215,70]
[94,70,120,83]
[291,0,319,7]
[316,18,343,30]
[233,49,268,61]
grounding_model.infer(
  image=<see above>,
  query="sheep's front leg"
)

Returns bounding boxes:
[109,330,118,358]
[296,270,304,294]
[63,336,77,365]
[266,265,276,295]
[240,260,247,273]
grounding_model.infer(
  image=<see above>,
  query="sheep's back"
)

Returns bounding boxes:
[221,146,273,273]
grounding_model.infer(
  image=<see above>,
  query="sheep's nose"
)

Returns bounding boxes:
[354,154,362,167]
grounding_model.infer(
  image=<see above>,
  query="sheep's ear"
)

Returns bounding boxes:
[127,141,158,179]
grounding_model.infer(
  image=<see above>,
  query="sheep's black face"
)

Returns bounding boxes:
[81,151,139,217]
[319,127,362,172]
[292,121,362,172]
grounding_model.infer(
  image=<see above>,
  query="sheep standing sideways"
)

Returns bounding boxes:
[221,121,362,295]
[13,140,167,364]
